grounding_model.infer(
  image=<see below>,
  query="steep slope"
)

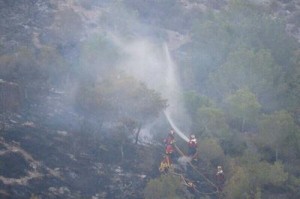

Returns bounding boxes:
[0,0,299,198]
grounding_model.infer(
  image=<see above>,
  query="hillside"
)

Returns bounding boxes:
[0,0,300,198]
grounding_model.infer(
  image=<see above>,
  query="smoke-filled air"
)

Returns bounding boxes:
[0,0,300,198]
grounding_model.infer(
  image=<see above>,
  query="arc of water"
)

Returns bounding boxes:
[164,111,189,142]
[163,43,190,142]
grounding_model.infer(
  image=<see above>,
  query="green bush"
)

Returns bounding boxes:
[144,174,188,199]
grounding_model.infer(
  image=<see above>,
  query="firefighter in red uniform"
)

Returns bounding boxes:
[164,129,175,146]
[159,141,175,173]
[164,129,176,165]
[166,144,174,155]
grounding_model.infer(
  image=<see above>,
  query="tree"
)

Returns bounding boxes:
[181,0,299,109]
[256,110,297,161]
[224,155,288,199]
[144,174,189,199]
[280,50,300,111]
[195,106,230,140]
[78,35,121,82]
[223,88,261,132]
[123,0,186,31]
[0,46,68,102]
[207,48,277,104]
[75,74,167,143]
[198,138,225,166]
[183,91,213,118]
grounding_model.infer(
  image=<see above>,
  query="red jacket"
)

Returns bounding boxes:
[165,144,174,154]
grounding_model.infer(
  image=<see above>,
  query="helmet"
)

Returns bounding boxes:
[217,166,222,170]
[190,134,195,139]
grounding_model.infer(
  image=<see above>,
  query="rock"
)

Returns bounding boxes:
[57,130,68,136]
[48,186,70,196]
[138,174,147,179]
[58,187,70,194]
[115,166,123,174]
[22,121,35,128]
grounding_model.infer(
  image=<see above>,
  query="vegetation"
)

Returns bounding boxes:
[144,0,300,198]
[75,74,167,144]
[144,174,189,199]
[1,0,300,198]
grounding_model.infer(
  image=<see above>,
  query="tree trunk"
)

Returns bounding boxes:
[120,144,124,161]
[0,114,5,132]
[241,118,245,132]
[135,124,142,144]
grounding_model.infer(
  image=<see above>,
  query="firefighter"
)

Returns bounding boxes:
[187,134,197,158]
[216,165,225,192]
[159,155,170,173]
[165,143,175,163]
[159,143,175,173]
[164,129,175,146]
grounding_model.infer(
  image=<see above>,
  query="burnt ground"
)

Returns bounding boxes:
[0,92,220,199]
[0,93,160,199]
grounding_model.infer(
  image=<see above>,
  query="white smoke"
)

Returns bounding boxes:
[110,34,190,141]
[178,156,192,171]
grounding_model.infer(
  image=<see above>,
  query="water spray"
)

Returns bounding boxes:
[163,43,190,142]
[164,111,189,142]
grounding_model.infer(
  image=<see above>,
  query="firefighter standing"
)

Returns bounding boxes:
[187,134,197,158]
[216,165,225,192]
[165,143,175,163]
[164,129,176,164]
[164,129,175,146]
